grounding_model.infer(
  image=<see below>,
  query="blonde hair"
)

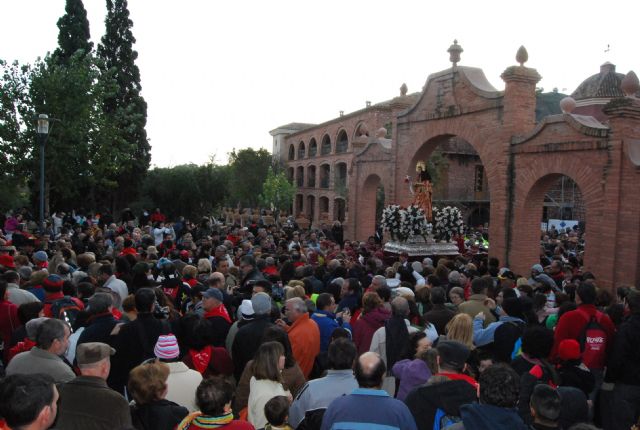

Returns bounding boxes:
[182,265,197,278]
[197,258,212,274]
[128,361,170,405]
[285,285,306,301]
[445,313,474,349]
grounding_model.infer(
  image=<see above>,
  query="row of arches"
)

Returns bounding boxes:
[295,194,347,223]
[288,162,348,189]
[288,129,350,160]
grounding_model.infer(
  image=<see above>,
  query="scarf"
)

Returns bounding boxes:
[176,412,234,429]
[204,304,231,324]
[189,346,213,374]
[385,316,409,372]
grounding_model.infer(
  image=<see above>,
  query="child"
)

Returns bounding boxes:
[263,396,293,430]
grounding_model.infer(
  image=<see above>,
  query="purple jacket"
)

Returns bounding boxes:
[392,358,432,401]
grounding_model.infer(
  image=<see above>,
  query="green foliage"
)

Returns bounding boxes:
[227,148,274,208]
[53,0,93,65]
[259,167,295,212]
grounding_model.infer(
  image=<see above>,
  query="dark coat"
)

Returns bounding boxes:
[231,315,275,380]
[130,399,189,430]
[77,313,119,348]
[607,313,640,385]
[405,379,477,430]
[423,304,456,335]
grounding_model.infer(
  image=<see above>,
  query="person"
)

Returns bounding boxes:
[423,287,456,335]
[263,395,294,430]
[447,364,527,430]
[109,288,171,393]
[412,162,433,221]
[391,332,433,401]
[154,334,203,412]
[473,297,526,363]
[182,317,234,378]
[529,384,562,430]
[0,279,20,363]
[238,255,266,298]
[277,297,321,378]
[3,271,39,306]
[0,374,59,430]
[77,292,119,347]
[56,342,132,430]
[98,264,128,310]
[405,340,478,430]
[289,338,359,429]
[128,360,190,430]
[556,339,594,397]
[232,292,275,381]
[321,351,417,430]
[353,292,391,354]
[176,377,255,430]
[458,277,496,328]
[444,313,475,350]
[202,287,232,347]
[247,341,291,429]
[607,288,640,430]
[6,318,75,383]
[311,293,352,352]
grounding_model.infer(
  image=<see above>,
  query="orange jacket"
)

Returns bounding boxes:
[286,313,320,378]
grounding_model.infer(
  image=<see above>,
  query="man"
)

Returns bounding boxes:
[447,364,527,430]
[41,274,84,319]
[367,274,387,293]
[424,287,456,335]
[290,338,358,428]
[7,318,75,383]
[607,288,640,429]
[202,287,232,347]
[528,264,557,291]
[0,374,59,430]
[0,279,20,362]
[528,384,562,430]
[277,297,321,378]
[231,292,274,381]
[77,293,119,347]
[216,256,238,291]
[98,264,128,310]
[473,297,526,362]
[458,277,496,327]
[405,340,477,430]
[57,342,132,429]
[3,271,39,306]
[311,293,352,352]
[109,288,171,393]
[321,351,417,430]
[238,255,265,298]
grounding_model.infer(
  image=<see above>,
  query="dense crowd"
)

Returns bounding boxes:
[0,208,638,430]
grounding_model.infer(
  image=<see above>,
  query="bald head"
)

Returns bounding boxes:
[355,352,386,388]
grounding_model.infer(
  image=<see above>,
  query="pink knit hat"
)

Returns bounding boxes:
[154,334,179,360]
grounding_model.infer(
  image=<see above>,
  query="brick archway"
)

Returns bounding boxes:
[357,174,382,240]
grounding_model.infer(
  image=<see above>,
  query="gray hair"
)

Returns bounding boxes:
[373,275,387,289]
[391,297,410,317]
[36,318,68,350]
[287,297,307,313]
[87,292,113,314]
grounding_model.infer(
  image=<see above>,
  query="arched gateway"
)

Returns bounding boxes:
[274,41,640,288]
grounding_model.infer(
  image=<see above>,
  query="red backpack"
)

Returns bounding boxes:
[577,309,608,369]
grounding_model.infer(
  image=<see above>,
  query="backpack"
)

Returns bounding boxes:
[49,296,82,329]
[434,408,462,430]
[578,310,608,369]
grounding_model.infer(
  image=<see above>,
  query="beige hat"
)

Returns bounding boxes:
[76,342,115,366]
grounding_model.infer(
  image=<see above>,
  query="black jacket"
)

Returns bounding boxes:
[607,313,640,386]
[77,313,119,347]
[130,399,189,430]
[423,304,456,335]
[405,379,477,430]
[231,315,274,380]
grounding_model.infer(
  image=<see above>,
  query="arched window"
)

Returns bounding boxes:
[336,130,348,153]
[309,138,317,157]
[321,135,331,155]
[288,144,295,161]
[298,141,306,159]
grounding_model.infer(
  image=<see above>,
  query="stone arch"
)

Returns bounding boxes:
[296,166,304,187]
[308,138,318,157]
[356,174,383,240]
[321,134,332,155]
[353,121,369,140]
[288,144,295,161]
[336,129,349,154]
[298,141,306,159]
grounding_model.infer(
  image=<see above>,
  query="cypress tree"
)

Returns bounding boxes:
[54,0,93,64]
[97,0,150,209]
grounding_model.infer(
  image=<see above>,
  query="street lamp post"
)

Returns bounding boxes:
[37,114,50,232]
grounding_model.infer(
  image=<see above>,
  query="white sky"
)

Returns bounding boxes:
[2,0,637,167]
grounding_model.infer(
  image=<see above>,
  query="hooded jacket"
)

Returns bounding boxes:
[353,307,391,354]
[404,379,477,430]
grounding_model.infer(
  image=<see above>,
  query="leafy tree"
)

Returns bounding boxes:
[97,0,149,209]
[259,167,295,212]
[53,0,93,65]
[227,148,273,208]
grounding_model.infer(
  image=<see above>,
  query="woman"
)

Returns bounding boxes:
[444,313,474,350]
[128,361,189,430]
[247,341,291,429]
[448,286,465,310]
[353,292,391,354]
[177,377,254,430]
[392,332,433,401]
[234,326,305,414]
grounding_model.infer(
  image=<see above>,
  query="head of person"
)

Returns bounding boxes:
[252,279,273,296]
[327,337,357,370]
[87,292,113,315]
[355,351,386,389]
[284,297,307,323]
[264,395,290,428]
[471,277,487,295]
[251,292,272,317]
[239,255,256,276]
[197,258,212,274]
[154,334,180,362]
[0,374,58,430]
[530,384,561,427]
[134,287,156,313]
[261,325,296,369]
[449,287,465,305]
[575,282,596,305]
[502,297,524,319]
[391,296,410,318]
[370,275,387,292]
[430,287,446,306]
[626,288,640,314]
[521,325,555,359]
[478,364,520,408]
[407,331,431,359]
[445,313,474,349]
[76,342,114,380]
[316,292,337,313]
[202,288,224,312]
[362,291,383,314]
[195,377,234,417]
[127,361,170,405]
[36,318,70,356]
[251,341,285,383]
[436,339,470,373]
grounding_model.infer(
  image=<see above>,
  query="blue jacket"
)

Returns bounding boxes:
[311,310,352,352]
[321,388,417,430]
[473,315,524,347]
[449,403,527,430]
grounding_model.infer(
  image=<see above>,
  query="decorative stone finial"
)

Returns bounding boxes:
[448,40,463,66]
[559,96,576,114]
[621,71,640,97]
[376,127,387,139]
[400,83,408,96]
[516,46,528,66]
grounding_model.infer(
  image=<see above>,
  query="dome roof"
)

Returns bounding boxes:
[571,62,625,100]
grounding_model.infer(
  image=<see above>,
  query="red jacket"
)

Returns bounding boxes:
[353,307,391,354]
[43,292,85,318]
[0,300,20,362]
[551,304,615,363]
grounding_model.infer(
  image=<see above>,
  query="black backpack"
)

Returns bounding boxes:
[48,296,82,330]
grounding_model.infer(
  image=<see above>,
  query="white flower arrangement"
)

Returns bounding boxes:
[433,206,465,242]
[381,204,432,242]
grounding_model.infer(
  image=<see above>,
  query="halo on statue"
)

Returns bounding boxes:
[415,161,426,172]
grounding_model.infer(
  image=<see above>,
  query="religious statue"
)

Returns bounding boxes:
[408,161,433,221]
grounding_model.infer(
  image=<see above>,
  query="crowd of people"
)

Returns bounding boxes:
[0,207,638,430]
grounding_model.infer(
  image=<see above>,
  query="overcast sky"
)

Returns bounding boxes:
[2,0,637,167]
